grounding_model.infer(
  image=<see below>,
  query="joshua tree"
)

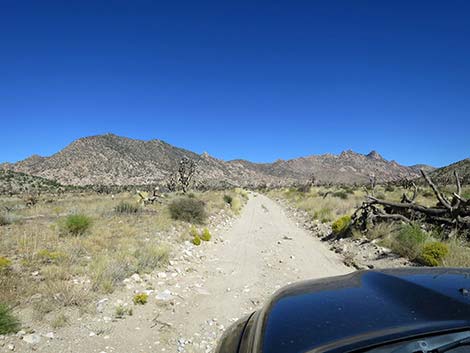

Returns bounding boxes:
[178,157,197,193]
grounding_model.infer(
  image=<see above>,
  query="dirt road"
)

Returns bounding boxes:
[7,193,350,353]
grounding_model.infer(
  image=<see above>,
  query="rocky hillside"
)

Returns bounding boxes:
[0,169,64,195]
[2,134,421,186]
[430,158,470,185]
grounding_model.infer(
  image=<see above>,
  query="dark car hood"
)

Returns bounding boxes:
[254,268,470,353]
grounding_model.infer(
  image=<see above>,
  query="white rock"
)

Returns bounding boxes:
[23,334,41,345]
[155,289,173,301]
[96,298,109,313]
[43,332,54,339]
[157,272,167,278]
[130,273,142,282]
[7,344,15,351]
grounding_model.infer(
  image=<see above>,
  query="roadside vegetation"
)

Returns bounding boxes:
[267,180,470,268]
[0,186,247,333]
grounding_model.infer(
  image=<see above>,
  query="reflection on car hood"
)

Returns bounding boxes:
[257,268,470,353]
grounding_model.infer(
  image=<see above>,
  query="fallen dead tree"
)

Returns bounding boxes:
[352,170,470,237]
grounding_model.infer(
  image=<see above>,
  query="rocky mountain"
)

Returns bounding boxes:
[1,134,422,186]
[409,164,437,174]
[429,158,470,185]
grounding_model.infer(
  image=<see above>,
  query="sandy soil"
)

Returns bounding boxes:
[1,193,350,353]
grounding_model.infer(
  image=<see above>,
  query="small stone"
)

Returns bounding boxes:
[43,332,54,339]
[7,344,15,351]
[23,334,41,345]
[155,289,173,301]
[130,273,142,282]
[157,272,167,279]
[96,298,109,313]
[30,293,42,302]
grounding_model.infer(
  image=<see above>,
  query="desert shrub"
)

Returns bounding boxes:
[235,188,249,199]
[0,214,12,226]
[422,190,434,198]
[223,195,233,205]
[115,305,132,318]
[0,303,20,334]
[192,235,201,245]
[332,215,351,236]
[63,214,92,236]
[332,191,348,200]
[189,225,199,236]
[375,192,386,200]
[419,242,449,267]
[133,293,148,305]
[296,184,311,193]
[115,201,140,214]
[50,312,68,329]
[0,257,11,272]
[134,244,169,273]
[462,190,470,200]
[231,196,242,214]
[201,228,211,241]
[391,224,428,260]
[168,197,207,224]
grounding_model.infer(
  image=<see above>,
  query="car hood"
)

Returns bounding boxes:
[254,268,470,353]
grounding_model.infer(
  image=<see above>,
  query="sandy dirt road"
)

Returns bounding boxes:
[6,193,350,353]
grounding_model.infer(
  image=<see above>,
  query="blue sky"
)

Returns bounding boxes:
[1,1,469,167]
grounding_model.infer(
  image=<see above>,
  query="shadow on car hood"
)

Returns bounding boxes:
[256,268,470,353]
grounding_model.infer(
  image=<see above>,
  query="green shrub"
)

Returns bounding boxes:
[115,201,140,214]
[168,197,207,224]
[133,293,148,305]
[331,215,351,235]
[419,242,449,267]
[0,257,11,271]
[63,214,92,236]
[384,185,395,192]
[192,235,201,246]
[201,228,211,241]
[223,195,233,205]
[0,303,20,334]
[391,224,428,260]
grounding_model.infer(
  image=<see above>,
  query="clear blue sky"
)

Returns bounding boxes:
[1,1,469,167]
